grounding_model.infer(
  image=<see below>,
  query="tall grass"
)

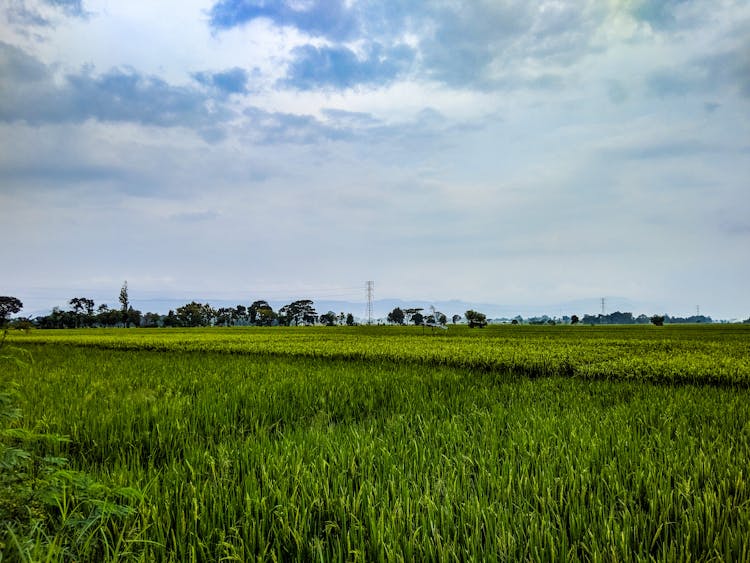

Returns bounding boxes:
[4,335,750,561]
[9,324,750,385]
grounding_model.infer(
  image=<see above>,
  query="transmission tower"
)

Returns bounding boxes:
[366,281,374,325]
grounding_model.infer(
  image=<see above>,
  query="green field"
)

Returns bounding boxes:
[2,325,750,561]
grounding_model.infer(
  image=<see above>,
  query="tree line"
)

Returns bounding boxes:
[385,307,488,328]
[0,290,739,330]
[1,284,359,329]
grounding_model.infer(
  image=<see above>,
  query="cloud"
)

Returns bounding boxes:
[207,1,606,91]
[647,41,750,100]
[4,0,87,28]
[283,43,415,90]
[0,42,232,134]
[170,210,221,223]
[209,0,358,40]
[42,0,86,18]
[192,67,249,95]
[629,0,690,30]
[615,140,721,160]
[5,1,52,26]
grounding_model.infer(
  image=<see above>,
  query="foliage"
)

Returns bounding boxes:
[0,297,23,326]
[387,307,405,325]
[319,311,337,326]
[651,315,665,326]
[465,309,487,328]
[279,300,317,326]
[176,302,215,327]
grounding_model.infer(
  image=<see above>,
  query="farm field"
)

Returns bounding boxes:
[2,325,750,561]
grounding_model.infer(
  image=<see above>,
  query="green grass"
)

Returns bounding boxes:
[2,326,750,561]
[9,324,750,385]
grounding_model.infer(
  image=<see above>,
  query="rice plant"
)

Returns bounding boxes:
[3,326,749,561]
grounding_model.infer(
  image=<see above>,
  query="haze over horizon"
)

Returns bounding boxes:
[2,1,749,320]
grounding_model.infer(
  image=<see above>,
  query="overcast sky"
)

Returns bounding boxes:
[1,0,748,318]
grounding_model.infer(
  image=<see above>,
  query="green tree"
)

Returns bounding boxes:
[279,300,317,326]
[249,300,271,325]
[163,310,181,327]
[126,306,142,328]
[387,307,405,325]
[465,310,487,328]
[142,312,161,328]
[403,308,423,325]
[346,313,355,326]
[234,305,248,325]
[119,281,130,327]
[69,297,95,328]
[320,311,337,326]
[650,315,665,326]
[215,307,234,327]
[176,302,215,327]
[0,296,23,327]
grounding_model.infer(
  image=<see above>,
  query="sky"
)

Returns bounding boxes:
[1,0,749,319]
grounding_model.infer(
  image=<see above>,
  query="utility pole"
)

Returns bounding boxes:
[366,281,374,325]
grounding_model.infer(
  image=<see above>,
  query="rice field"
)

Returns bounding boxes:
[2,325,750,561]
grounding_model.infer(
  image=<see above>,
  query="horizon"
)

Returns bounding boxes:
[2,1,748,317]
[5,285,740,322]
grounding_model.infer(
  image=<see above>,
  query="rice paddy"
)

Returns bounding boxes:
[2,325,750,561]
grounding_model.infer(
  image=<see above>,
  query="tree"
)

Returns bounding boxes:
[234,305,248,325]
[387,307,405,325]
[452,314,461,324]
[279,300,317,326]
[571,315,580,325]
[0,296,23,326]
[119,281,130,327]
[412,312,424,326]
[465,310,487,328]
[163,310,181,328]
[249,300,271,325]
[176,302,215,327]
[215,307,234,327]
[650,315,665,326]
[436,312,448,326]
[320,311,337,326]
[119,281,129,310]
[256,306,277,326]
[69,297,95,328]
[126,306,142,328]
[142,312,161,328]
[346,313,355,326]
[403,308,423,325]
[96,305,120,328]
